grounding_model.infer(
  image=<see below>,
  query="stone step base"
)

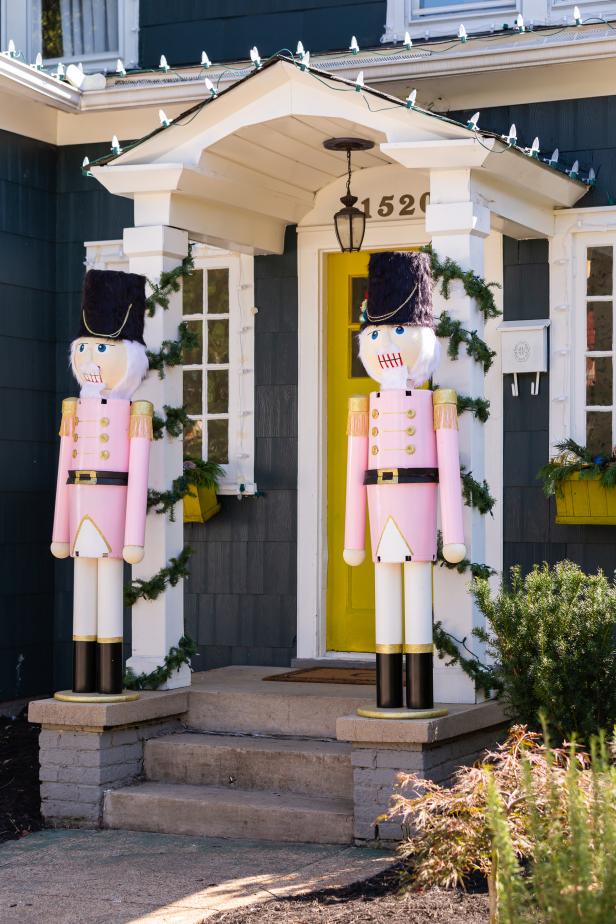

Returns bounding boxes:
[104,782,354,844]
[188,667,373,738]
[144,733,352,800]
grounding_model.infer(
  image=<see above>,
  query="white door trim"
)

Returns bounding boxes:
[296,218,505,660]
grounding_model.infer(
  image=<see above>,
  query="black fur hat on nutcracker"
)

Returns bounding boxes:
[360,251,434,330]
[76,269,147,344]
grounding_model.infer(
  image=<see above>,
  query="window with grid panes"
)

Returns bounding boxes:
[585,246,614,456]
[182,266,231,464]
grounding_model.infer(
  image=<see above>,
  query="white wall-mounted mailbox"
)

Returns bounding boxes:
[497,319,550,397]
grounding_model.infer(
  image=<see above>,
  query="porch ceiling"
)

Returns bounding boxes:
[91,56,590,254]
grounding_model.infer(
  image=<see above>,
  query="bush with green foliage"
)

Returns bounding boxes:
[486,734,616,923]
[385,726,616,923]
[472,561,616,743]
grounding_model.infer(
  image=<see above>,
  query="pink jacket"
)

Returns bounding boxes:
[52,396,153,558]
[344,388,464,559]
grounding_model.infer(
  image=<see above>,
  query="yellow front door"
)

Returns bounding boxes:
[326,250,375,652]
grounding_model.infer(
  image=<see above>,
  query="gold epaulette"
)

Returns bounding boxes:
[347,394,369,437]
[129,400,154,440]
[433,389,458,431]
[59,397,78,437]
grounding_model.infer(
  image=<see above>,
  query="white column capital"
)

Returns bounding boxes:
[425,201,490,239]
[123,225,189,262]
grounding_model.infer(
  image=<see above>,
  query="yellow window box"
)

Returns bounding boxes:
[555,471,616,525]
[183,484,221,524]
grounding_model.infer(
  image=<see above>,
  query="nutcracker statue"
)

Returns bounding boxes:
[344,252,466,718]
[50,270,153,702]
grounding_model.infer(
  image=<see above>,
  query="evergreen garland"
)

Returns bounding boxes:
[153,405,195,440]
[124,547,193,607]
[433,621,500,697]
[146,249,195,316]
[421,243,501,322]
[457,393,491,423]
[461,467,496,515]
[537,438,616,497]
[436,311,496,372]
[124,634,198,690]
[148,459,225,520]
[436,531,495,580]
[147,322,199,378]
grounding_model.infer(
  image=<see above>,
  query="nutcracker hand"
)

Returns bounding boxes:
[123,545,145,565]
[443,543,467,564]
[344,549,365,567]
[50,541,70,559]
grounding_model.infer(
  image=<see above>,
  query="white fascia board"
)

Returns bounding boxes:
[382,137,587,213]
[91,159,311,225]
[0,55,80,111]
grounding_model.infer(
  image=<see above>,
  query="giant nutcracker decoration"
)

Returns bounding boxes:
[344,252,466,717]
[50,270,153,701]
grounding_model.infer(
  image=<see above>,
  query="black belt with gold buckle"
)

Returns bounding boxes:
[364,467,439,486]
[67,470,128,486]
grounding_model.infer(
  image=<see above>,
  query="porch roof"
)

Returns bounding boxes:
[91,55,590,253]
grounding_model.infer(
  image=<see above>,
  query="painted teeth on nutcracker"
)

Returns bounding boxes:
[84,369,103,383]
[378,353,403,369]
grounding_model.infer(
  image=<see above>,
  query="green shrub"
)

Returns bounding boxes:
[472,561,616,742]
[486,735,616,923]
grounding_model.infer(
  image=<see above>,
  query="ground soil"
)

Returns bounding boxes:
[0,708,42,844]
[211,865,490,924]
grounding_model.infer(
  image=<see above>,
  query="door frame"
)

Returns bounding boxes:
[296,217,429,660]
[296,219,504,660]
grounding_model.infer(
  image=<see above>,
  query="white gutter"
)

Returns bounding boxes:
[1,21,616,114]
[0,53,80,110]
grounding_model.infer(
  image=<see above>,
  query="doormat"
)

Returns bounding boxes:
[263,667,377,685]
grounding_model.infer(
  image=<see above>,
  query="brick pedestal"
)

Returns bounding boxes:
[337,700,507,844]
[29,690,189,826]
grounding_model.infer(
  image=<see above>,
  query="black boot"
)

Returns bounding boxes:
[72,640,97,693]
[97,641,123,694]
[376,652,403,708]
[406,650,433,710]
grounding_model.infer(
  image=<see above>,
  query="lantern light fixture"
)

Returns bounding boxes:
[323,137,375,253]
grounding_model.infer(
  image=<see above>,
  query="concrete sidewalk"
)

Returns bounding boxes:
[0,829,393,924]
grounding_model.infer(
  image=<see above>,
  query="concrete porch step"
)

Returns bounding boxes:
[104,781,354,844]
[144,733,353,799]
[188,667,373,738]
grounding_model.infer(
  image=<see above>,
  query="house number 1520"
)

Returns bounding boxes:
[361,193,430,218]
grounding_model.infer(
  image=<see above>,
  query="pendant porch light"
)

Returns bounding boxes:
[323,137,375,252]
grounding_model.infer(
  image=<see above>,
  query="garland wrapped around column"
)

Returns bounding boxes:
[129,244,501,691]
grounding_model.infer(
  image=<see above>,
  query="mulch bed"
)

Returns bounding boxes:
[210,864,489,924]
[0,707,42,844]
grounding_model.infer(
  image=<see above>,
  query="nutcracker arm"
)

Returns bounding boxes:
[344,395,369,564]
[51,397,77,549]
[434,389,465,557]
[124,400,153,552]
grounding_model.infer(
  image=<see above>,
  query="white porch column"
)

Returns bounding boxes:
[123,225,191,688]
[426,169,491,704]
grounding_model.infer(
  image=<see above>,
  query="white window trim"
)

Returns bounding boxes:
[383,0,616,42]
[550,207,616,457]
[1,0,139,71]
[83,239,256,496]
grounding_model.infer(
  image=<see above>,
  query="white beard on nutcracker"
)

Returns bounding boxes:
[344,251,466,718]
[50,270,153,701]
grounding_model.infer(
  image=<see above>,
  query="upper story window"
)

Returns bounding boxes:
[383,0,615,42]
[1,0,139,71]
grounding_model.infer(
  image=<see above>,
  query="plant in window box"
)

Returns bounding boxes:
[537,439,616,525]
[183,458,224,524]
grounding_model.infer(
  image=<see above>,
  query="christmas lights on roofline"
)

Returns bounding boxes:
[81,39,596,188]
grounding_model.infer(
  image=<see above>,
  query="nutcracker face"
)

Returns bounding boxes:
[358,324,439,388]
[72,337,129,395]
